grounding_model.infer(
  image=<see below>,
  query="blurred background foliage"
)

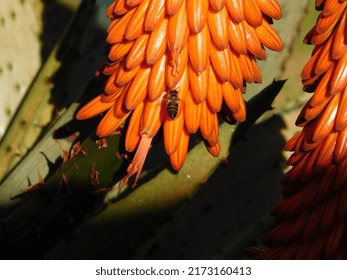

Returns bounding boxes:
[0,0,315,259]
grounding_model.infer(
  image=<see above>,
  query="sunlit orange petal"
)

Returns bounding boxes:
[229,50,244,88]
[188,61,209,103]
[188,23,210,72]
[256,0,282,20]
[126,0,144,7]
[206,140,221,157]
[106,9,135,44]
[167,1,189,52]
[222,82,241,113]
[335,86,347,131]
[114,0,131,16]
[146,18,168,65]
[164,109,185,155]
[255,19,284,51]
[97,106,130,138]
[200,101,216,143]
[335,126,347,163]
[225,0,245,22]
[109,40,134,62]
[141,95,165,137]
[116,62,141,86]
[187,0,209,33]
[207,5,229,50]
[184,88,203,133]
[244,0,263,27]
[76,95,113,120]
[125,33,149,69]
[169,126,189,170]
[144,0,165,31]
[209,0,225,11]
[125,65,151,110]
[244,21,266,60]
[166,45,188,89]
[148,55,166,100]
[206,65,223,112]
[228,17,247,54]
[209,41,232,82]
[331,11,347,60]
[125,101,145,152]
[330,50,347,95]
[104,65,121,94]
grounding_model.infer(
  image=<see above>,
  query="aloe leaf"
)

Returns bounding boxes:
[0,103,87,209]
[0,132,125,259]
[0,0,43,140]
[0,0,96,181]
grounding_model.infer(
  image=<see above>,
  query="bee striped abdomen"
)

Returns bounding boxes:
[166,90,179,119]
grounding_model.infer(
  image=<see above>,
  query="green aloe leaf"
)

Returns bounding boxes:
[0,0,95,181]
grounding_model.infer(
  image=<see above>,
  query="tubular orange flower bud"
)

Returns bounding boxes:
[163,109,184,155]
[166,0,184,16]
[125,65,151,110]
[187,0,209,33]
[209,0,225,11]
[125,101,144,152]
[104,65,121,94]
[167,1,189,52]
[206,65,223,112]
[127,0,144,8]
[184,88,203,133]
[255,20,284,51]
[116,62,141,86]
[188,61,210,103]
[200,101,216,144]
[206,140,221,157]
[207,5,230,50]
[166,45,188,88]
[146,18,168,65]
[144,0,165,31]
[106,9,135,44]
[148,55,166,100]
[109,40,134,62]
[141,95,165,137]
[77,0,283,187]
[229,18,247,55]
[125,33,149,70]
[244,0,263,27]
[76,95,113,120]
[113,0,131,16]
[188,24,210,72]
[256,0,282,20]
[225,0,245,23]
[169,126,190,171]
[124,0,150,41]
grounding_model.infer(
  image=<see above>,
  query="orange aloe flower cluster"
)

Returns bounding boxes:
[248,0,347,259]
[77,0,283,186]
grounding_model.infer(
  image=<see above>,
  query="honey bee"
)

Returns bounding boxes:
[166,89,180,119]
